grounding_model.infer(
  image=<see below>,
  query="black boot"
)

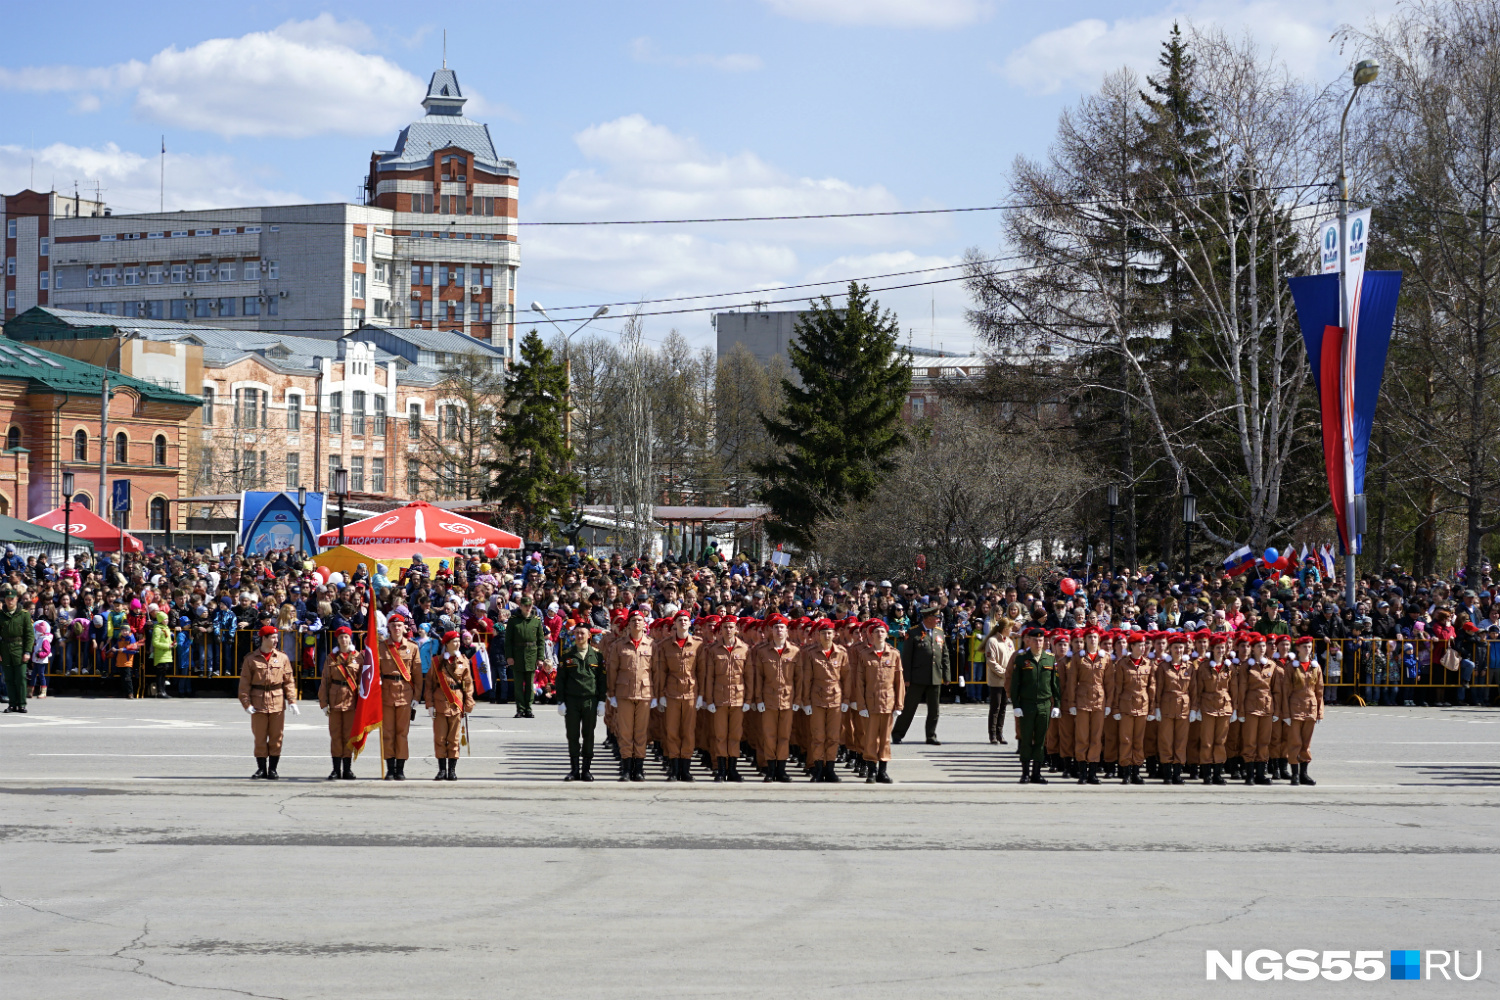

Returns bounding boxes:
[566,751,580,781]
[1171,763,1185,785]
[1254,761,1272,785]
[630,758,645,782]
[619,758,630,782]
[251,757,268,779]
[824,761,841,783]
[1299,762,1315,786]
[341,757,355,780]
[395,758,407,781]
[1086,762,1100,785]
[1120,763,1131,785]
[866,760,877,783]
[875,760,892,784]
[679,758,694,782]
[1018,757,1031,784]
[436,759,448,781]
[727,759,743,782]
[1129,765,1144,785]
[383,758,396,781]
[581,754,595,781]
[714,757,727,782]
[764,761,776,783]
[1279,758,1293,781]
[1077,761,1089,784]
[1032,760,1048,785]
[810,761,824,782]
[1211,763,1226,786]
[446,758,458,781]
[666,758,679,782]
[266,756,280,780]
[776,760,792,783]
[1243,761,1255,785]
[1288,761,1301,785]
[1202,763,1214,786]
[328,756,341,781]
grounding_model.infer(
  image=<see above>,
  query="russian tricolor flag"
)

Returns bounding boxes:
[1223,546,1255,577]
[472,647,493,697]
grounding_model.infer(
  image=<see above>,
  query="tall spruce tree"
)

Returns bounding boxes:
[754,283,911,548]
[484,330,581,537]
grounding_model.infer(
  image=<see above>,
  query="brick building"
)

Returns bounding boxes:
[3,67,521,359]
[0,336,200,529]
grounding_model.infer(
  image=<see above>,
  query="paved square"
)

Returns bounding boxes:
[2,699,1496,998]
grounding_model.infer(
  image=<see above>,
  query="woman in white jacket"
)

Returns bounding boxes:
[984,618,1016,745]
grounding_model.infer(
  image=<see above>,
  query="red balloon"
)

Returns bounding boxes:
[314,566,331,582]
[483,543,500,559]
[1060,577,1077,595]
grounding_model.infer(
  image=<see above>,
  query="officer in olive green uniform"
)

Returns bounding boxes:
[557,623,606,781]
[892,608,948,745]
[1009,627,1062,784]
[0,588,34,714]
[504,595,547,719]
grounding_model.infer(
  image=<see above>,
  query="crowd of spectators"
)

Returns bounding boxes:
[1,539,1495,709]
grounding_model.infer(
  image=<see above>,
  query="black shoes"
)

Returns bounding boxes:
[251,756,268,779]
[384,758,396,780]
[446,759,457,781]
[394,759,407,781]
[1299,762,1315,786]
[266,756,280,780]
[926,737,942,746]
[328,756,342,781]
[875,761,892,784]
[1253,761,1272,785]
[341,757,355,780]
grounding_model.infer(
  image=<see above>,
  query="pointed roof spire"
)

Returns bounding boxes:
[422,67,465,117]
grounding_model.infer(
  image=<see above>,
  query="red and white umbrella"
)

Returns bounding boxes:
[317,501,522,549]
[29,506,144,553]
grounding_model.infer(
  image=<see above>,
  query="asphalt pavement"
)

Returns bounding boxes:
[1,698,1496,998]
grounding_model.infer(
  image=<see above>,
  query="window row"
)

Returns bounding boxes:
[407,300,493,323]
[69,260,278,289]
[75,297,278,320]
[69,429,169,465]
[327,455,386,493]
[408,264,496,288]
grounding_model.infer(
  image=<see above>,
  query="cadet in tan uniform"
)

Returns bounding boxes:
[424,629,475,781]
[1267,635,1293,780]
[856,620,903,783]
[1155,633,1194,785]
[1281,636,1324,785]
[1065,626,1108,784]
[1107,633,1156,785]
[798,619,850,782]
[606,611,653,782]
[379,613,421,781]
[318,625,361,781]
[750,613,797,782]
[700,616,751,782]
[1101,630,1126,777]
[239,623,299,780]
[1238,634,1277,785]
[1048,631,1077,776]
[653,610,702,782]
[1191,633,1234,785]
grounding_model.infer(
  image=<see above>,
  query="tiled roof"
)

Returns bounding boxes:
[0,339,200,406]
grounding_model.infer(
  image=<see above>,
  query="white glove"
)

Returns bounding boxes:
[558,704,566,716]
[840,703,849,713]
[708,703,717,714]
[244,704,254,714]
[1104,707,1110,716]
[1284,717,1292,726]
[609,696,618,708]
[1013,707,1023,718]
[1068,706,1077,716]
[427,706,435,717]
[596,702,605,717]
[649,698,658,709]
[741,703,750,713]
[1112,713,1122,721]
[288,703,300,716]
[792,703,800,713]
[1050,707,1061,719]
[657,700,667,713]
[696,695,704,710]
[323,707,330,717]
[860,709,869,717]
[803,705,812,716]
[757,702,765,712]
[1272,715,1279,723]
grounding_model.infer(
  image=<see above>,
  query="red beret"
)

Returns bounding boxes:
[672,609,692,619]
[1294,635,1316,645]
[334,625,352,636]
[766,613,789,625]
[442,629,459,642]
[812,619,835,631]
[258,624,278,637]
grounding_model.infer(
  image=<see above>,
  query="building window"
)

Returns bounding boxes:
[353,235,366,263]
[445,301,458,323]
[350,456,365,493]
[406,460,420,496]
[442,404,460,440]
[482,303,493,323]
[266,297,277,316]
[285,453,300,489]
[371,457,385,493]
[408,403,421,440]
[217,297,236,317]
[39,237,49,256]
[351,307,365,326]
[453,265,465,287]
[146,300,166,319]
[352,272,365,299]
[351,391,366,436]
[438,265,448,287]
[373,261,386,283]
[329,454,342,487]
[266,260,278,279]
[5,427,19,450]
[911,396,925,420]
[219,262,235,282]
[153,434,167,466]
[244,261,260,281]
[202,387,214,425]
[194,299,212,318]
[411,264,432,285]
[5,220,13,238]
[469,301,481,322]
[286,393,300,431]
[243,296,260,316]
[195,263,212,282]
[147,266,163,285]
[242,450,257,489]
[115,432,128,464]
[5,291,13,310]
[170,264,187,283]
[74,429,88,460]
[442,461,457,498]
[6,257,15,276]
[149,496,167,531]
[373,298,386,319]
[123,267,138,286]
[329,392,342,434]
[39,272,49,291]
[373,395,386,436]
[170,300,187,320]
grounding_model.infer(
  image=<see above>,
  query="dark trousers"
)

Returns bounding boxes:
[564,698,597,767]
[1017,709,1051,762]
[987,685,1009,740]
[2,655,25,709]
[892,682,940,741]
[513,662,534,711]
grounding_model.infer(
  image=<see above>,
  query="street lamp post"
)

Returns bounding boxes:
[62,471,75,569]
[1181,491,1197,577]
[332,468,349,547]
[1106,484,1119,575]
[1338,58,1379,609]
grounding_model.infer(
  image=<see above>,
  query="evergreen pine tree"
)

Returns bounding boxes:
[484,330,581,537]
[754,283,912,548]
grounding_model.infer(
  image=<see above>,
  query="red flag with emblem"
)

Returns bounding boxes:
[345,583,383,759]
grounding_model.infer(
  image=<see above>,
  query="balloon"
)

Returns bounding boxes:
[1273,556,1291,572]
[1263,547,1279,565]
[484,543,500,559]
[327,571,344,586]
[1059,577,1077,595]
[314,566,330,582]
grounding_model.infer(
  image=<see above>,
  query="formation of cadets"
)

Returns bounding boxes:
[1009,625,1326,786]
[235,609,1326,787]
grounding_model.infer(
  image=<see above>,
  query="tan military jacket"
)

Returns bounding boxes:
[318,648,360,712]
[238,648,297,713]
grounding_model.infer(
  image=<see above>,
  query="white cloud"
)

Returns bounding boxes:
[0,15,446,139]
[762,0,992,29]
[1000,1,1400,96]
[0,142,304,213]
[523,116,955,345]
[630,37,762,72]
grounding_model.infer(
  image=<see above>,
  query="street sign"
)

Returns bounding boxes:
[112,479,131,512]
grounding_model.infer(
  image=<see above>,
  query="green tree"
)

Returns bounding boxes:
[485,330,581,537]
[754,283,912,548]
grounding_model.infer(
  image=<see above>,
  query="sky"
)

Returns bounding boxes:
[0,0,1397,353]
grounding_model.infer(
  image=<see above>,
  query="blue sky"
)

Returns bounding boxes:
[0,0,1392,351]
